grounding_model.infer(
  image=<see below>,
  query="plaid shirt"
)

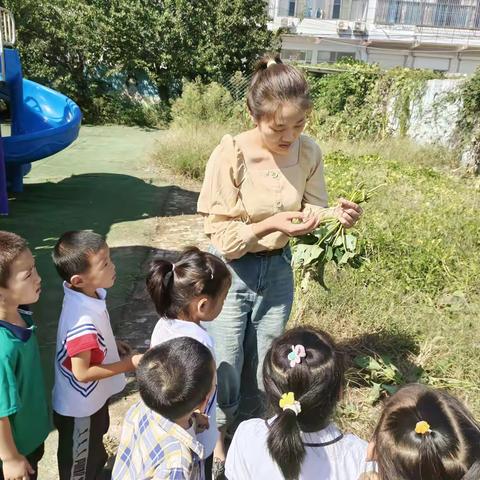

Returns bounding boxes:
[112,401,205,480]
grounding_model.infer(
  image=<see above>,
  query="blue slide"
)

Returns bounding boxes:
[0,48,82,214]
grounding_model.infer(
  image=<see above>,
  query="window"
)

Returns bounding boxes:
[329,51,356,62]
[332,0,342,19]
[281,49,313,64]
[288,1,296,16]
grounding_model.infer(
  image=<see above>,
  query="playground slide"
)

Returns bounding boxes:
[0,48,82,213]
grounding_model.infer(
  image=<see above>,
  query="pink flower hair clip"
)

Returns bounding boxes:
[288,344,306,368]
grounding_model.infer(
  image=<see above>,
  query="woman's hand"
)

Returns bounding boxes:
[334,198,363,228]
[270,212,317,237]
[252,212,317,239]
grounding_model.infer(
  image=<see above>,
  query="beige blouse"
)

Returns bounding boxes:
[197,134,334,260]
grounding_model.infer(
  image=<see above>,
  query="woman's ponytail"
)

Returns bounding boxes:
[267,409,305,480]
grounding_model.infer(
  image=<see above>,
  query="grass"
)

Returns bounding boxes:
[154,123,243,180]
[153,121,480,437]
[292,147,480,436]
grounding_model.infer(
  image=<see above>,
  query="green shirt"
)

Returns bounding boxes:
[0,310,50,455]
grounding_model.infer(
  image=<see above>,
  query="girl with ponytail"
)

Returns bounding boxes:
[146,247,231,477]
[362,384,480,480]
[225,326,368,479]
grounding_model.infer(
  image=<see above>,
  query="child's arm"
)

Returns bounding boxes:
[70,350,142,383]
[0,417,34,480]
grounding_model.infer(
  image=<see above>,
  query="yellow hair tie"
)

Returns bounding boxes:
[415,420,432,435]
[279,392,302,415]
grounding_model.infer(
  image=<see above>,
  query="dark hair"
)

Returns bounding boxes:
[246,53,312,120]
[137,337,215,421]
[52,230,107,282]
[0,231,28,287]
[146,246,231,319]
[263,326,344,480]
[371,384,480,480]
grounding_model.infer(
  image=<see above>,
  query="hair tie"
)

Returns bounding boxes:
[267,58,277,68]
[415,420,432,435]
[279,392,301,416]
[288,344,306,368]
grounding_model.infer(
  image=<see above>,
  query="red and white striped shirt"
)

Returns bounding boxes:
[52,283,125,417]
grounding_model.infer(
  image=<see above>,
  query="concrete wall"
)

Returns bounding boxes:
[385,78,463,147]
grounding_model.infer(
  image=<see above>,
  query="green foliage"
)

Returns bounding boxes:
[386,67,440,135]
[457,68,480,136]
[157,79,251,178]
[290,144,480,435]
[292,182,382,290]
[455,67,480,153]
[309,63,380,115]
[4,0,275,124]
[353,354,405,404]
[91,95,171,128]
[171,81,237,127]
[306,62,442,141]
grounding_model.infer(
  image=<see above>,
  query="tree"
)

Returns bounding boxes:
[197,0,278,81]
[3,0,277,122]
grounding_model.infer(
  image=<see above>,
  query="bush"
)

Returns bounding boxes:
[90,94,171,128]
[171,80,237,127]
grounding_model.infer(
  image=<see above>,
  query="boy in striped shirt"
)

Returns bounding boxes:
[52,231,142,480]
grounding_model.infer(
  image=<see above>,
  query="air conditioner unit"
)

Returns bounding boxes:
[337,20,350,32]
[281,17,288,28]
[353,21,366,33]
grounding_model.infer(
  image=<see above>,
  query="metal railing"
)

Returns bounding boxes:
[0,8,15,82]
[375,0,480,30]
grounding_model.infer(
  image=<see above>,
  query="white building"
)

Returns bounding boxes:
[267,0,480,73]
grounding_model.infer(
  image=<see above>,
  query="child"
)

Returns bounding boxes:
[364,384,480,480]
[51,230,142,480]
[147,247,231,476]
[225,326,367,480]
[112,337,216,480]
[0,231,49,480]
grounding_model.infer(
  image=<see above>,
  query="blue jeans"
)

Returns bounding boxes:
[206,246,294,428]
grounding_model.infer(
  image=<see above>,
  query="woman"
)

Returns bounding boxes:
[197,53,362,477]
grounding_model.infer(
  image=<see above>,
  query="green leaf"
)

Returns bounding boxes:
[382,384,399,396]
[345,234,357,252]
[333,235,344,247]
[368,383,382,404]
[339,251,356,264]
[292,244,324,267]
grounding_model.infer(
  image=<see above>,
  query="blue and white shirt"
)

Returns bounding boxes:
[150,319,218,458]
[52,282,125,417]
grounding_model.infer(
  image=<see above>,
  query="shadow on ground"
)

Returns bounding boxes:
[0,173,199,395]
[339,329,423,392]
